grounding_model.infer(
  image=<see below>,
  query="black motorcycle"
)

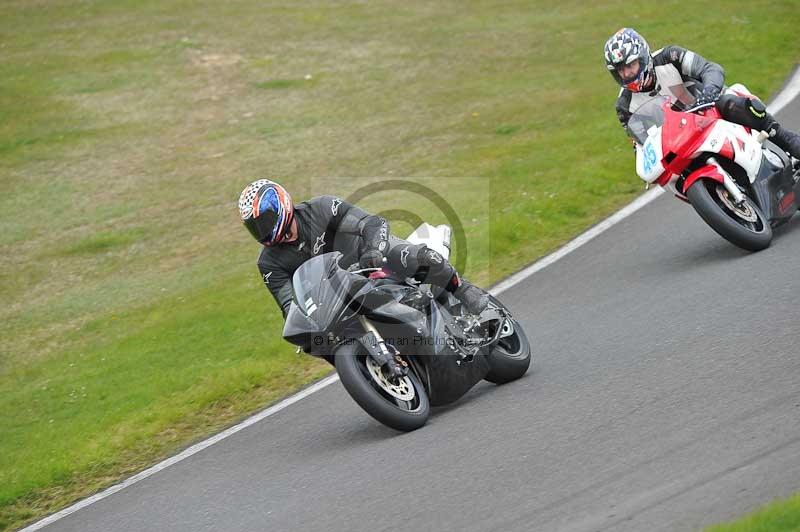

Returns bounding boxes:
[282,251,531,431]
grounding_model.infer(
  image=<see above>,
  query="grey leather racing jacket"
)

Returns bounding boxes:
[615,45,725,131]
[257,195,388,316]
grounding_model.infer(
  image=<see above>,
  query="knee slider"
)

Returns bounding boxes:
[718,94,770,130]
[747,98,767,118]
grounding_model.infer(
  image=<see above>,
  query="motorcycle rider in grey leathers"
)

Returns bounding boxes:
[604,28,800,159]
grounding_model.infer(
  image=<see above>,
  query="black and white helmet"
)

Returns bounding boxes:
[604,28,654,92]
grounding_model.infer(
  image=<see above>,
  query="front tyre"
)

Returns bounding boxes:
[335,342,430,432]
[484,296,532,384]
[686,178,772,251]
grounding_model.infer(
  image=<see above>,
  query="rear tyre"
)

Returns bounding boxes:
[686,178,772,251]
[335,342,430,431]
[484,296,532,384]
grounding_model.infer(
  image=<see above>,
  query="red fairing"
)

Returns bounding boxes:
[719,139,735,160]
[779,191,796,214]
[660,105,721,177]
[655,171,672,187]
[682,164,725,194]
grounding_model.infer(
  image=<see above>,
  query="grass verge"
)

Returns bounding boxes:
[706,493,800,532]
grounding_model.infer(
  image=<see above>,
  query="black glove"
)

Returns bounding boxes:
[694,86,720,107]
[359,249,384,269]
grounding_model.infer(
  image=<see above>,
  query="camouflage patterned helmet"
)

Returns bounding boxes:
[604,28,654,92]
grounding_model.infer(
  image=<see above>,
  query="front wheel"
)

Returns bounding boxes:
[335,342,430,431]
[686,178,772,251]
[483,296,532,384]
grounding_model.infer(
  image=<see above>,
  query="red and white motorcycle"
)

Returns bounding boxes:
[630,84,800,251]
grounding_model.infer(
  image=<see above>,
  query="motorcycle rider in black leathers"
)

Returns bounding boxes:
[604,28,800,159]
[238,180,489,373]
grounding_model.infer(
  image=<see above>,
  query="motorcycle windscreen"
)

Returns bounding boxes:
[653,65,697,106]
[291,252,354,332]
[627,95,668,145]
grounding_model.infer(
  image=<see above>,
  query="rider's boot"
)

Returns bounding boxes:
[452,279,489,315]
[720,95,800,159]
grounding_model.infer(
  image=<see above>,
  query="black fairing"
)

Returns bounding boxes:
[281,251,494,407]
[282,252,361,346]
[750,143,796,223]
[410,301,490,406]
[362,283,427,325]
[422,351,490,406]
[296,253,356,327]
[283,302,319,347]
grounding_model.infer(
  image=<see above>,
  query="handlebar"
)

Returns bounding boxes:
[349,267,383,275]
[346,264,384,275]
[347,256,388,276]
[683,101,716,114]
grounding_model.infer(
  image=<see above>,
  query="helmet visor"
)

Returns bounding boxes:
[244,209,278,244]
[616,57,642,84]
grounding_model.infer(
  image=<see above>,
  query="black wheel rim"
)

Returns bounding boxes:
[493,320,525,359]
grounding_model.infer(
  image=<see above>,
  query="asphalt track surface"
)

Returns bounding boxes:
[33,95,800,532]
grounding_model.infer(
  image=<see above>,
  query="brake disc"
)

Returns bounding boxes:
[715,185,758,222]
[365,357,416,401]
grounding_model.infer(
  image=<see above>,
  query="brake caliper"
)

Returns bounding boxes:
[360,331,407,381]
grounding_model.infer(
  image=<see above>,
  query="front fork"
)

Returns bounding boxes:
[358,315,407,379]
[707,157,746,205]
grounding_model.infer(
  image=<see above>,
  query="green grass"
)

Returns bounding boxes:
[707,493,800,532]
[1,0,799,529]
[255,78,314,90]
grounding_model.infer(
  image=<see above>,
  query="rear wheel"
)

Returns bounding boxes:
[483,296,532,384]
[335,342,430,431]
[686,178,772,251]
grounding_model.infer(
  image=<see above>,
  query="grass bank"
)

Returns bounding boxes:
[2,1,799,529]
[707,492,800,532]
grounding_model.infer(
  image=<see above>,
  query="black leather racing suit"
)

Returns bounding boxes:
[615,45,800,158]
[257,195,459,317]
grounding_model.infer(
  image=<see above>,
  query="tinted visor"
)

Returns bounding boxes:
[244,209,278,243]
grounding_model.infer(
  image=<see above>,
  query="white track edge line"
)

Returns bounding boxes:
[22,186,664,532]
[20,374,341,532]
[21,65,800,532]
[489,63,800,297]
[489,187,664,296]
[767,66,800,114]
